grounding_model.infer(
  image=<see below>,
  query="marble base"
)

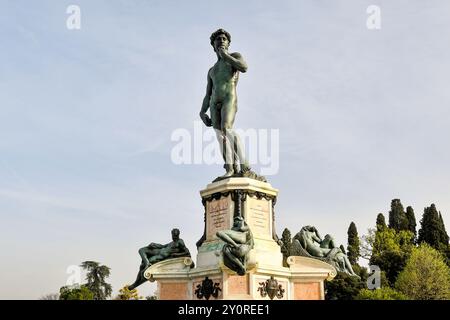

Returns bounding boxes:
[144,256,336,300]
[197,178,283,271]
[144,178,336,300]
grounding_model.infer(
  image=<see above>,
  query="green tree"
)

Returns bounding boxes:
[369,228,414,285]
[356,287,408,300]
[376,213,387,232]
[115,285,142,300]
[59,285,94,300]
[438,212,450,265]
[347,222,360,265]
[81,261,112,300]
[438,213,449,244]
[418,204,449,252]
[395,244,450,300]
[388,199,408,232]
[405,206,417,242]
[325,272,365,300]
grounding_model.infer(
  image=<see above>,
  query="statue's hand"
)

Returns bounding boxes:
[200,112,212,127]
[217,47,227,59]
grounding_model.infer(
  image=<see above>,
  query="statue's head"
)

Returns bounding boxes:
[171,228,180,240]
[233,216,245,228]
[210,28,231,52]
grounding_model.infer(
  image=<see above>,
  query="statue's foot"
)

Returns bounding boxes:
[221,170,235,178]
[213,168,235,182]
[240,169,267,182]
[128,283,136,291]
[240,163,251,173]
[237,267,246,276]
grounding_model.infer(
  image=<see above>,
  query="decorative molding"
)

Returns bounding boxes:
[194,277,222,300]
[287,256,337,280]
[202,190,276,204]
[144,257,193,281]
[257,276,285,300]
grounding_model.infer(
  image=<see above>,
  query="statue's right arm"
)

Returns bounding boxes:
[312,233,322,244]
[314,229,322,241]
[199,71,213,127]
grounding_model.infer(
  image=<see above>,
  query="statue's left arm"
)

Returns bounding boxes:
[218,50,248,73]
[148,242,164,249]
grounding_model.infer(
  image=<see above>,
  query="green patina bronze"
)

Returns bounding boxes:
[199,29,265,182]
[128,229,193,290]
[216,216,254,275]
[291,225,360,277]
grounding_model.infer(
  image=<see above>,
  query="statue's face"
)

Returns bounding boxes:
[214,33,229,52]
[172,229,180,240]
[233,218,243,228]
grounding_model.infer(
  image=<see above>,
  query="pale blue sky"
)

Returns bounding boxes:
[0,0,449,299]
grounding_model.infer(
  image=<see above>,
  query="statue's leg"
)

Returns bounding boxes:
[230,129,250,172]
[223,246,246,275]
[128,264,146,290]
[138,247,151,267]
[211,104,234,175]
[221,129,235,174]
[343,256,357,276]
[221,100,249,172]
[214,129,229,166]
[148,254,164,264]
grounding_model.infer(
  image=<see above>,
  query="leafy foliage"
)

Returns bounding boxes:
[376,213,387,232]
[418,204,449,250]
[115,286,142,300]
[388,199,409,232]
[59,285,94,300]
[405,206,417,242]
[325,272,365,300]
[395,244,450,300]
[356,287,408,300]
[347,222,360,265]
[369,227,414,285]
[81,261,112,300]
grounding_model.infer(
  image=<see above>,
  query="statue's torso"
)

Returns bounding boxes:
[209,59,239,106]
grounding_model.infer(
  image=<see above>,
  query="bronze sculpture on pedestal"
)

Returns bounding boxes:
[199,29,265,182]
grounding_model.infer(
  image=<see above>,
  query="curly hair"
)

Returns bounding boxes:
[210,28,231,47]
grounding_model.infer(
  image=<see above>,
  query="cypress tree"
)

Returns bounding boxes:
[389,199,408,231]
[418,204,444,249]
[376,213,387,232]
[438,213,449,245]
[347,222,360,265]
[405,206,417,242]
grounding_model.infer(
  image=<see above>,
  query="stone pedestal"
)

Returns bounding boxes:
[144,178,336,300]
[145,256,336,300]
[196,178,283,271]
